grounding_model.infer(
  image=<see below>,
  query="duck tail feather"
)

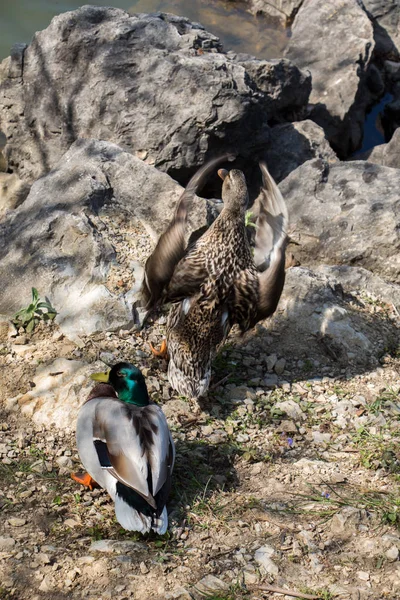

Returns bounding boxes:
[152,506,168,535]
[114,492,152,532]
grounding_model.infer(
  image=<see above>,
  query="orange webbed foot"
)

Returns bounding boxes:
[149,339,168,359]
[71,471,98,491]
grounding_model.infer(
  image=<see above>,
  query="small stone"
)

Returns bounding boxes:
[37,553,51,565]
[330,507,361,538]
[254,545,279,576]
[39,576,55,593]
[165,587,192,600]
[263,374,278,388]
[266,354,277,372]
[99,351,116,364]
[77,556,95,565]
[275,399,305,421]
[312,431,331,445]
[385,546,399,561]
[274,358,286,375]
[330,472,346,484]
[277,420,297,433]
[8,517,26,527]
[90,539,146,553]
[56,455,73,469]
[0,537,16,551]
[225,386,251,400]
[139,561,149,574]
[193,575,229,596]
[357,571,370,581]
[64,518,80,528]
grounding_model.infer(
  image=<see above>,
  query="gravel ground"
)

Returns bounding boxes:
[1,208,400,600]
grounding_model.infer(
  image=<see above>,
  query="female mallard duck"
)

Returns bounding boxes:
[142,161,288,398]
[71,362,175,534]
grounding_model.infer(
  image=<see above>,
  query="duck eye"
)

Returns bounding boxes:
[116,371,123,377]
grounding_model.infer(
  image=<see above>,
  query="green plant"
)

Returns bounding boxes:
[283,483,400,530]
[245,210,257,228]
[13,287,57,333]
[299,588,334,600]
[87,525,104,540]
[302,358,313,372]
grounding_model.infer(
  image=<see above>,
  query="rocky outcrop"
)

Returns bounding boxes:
[243,0,304,25]
[362,0,400,56]
[264,120,338,182]
[279,159,400,282]
[316,265,400,311]
[0,6,310,188]
[359,127,400,167]
[270,266,391,367]
[285,0,376,157]
[12,358,92,428]
[0,139,213,340]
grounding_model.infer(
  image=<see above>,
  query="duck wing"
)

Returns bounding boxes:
[233,163,288,330]
[253,162,289,271]
[142,154,233,309]
[93,401,174,509]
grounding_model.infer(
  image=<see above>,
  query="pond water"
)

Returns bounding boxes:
[0,0,289,61]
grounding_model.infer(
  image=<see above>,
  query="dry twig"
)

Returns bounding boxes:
[255,584,321,599]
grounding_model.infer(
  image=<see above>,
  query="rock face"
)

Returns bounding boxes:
[316,265,400,312]
[360,127,400,167]
[14,358,91,428]
[280,159,400,282]
[244,0,304,25]
[362,0,400,56]
[0,6,310,188]
[0,139,212,339]
[265,120,338,182]
[285,0,376,157]
[271,267,384,367]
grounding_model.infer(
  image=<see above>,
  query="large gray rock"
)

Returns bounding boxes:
[0,139,210,339]
[234,55,311,119]
[0,6,310,188]
[285,0,376,157]
[242,0,304,25]
[14,358,91,428]
[270,267,389,366]
[280,159,400,283]
[316,265,400,312]
[360,127,400,168]
[265,119,338,182]
[362,0,400,56]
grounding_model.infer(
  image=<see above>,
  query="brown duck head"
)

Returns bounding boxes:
[218,168,249,214]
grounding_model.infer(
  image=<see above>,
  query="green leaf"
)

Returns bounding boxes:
[31,288,39,304]
[26,320,35,333]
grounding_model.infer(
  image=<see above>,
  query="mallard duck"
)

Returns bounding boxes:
[71,362,175,534]
[142,162,288,398]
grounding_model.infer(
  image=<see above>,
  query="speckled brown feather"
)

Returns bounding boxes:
[165,169,253,303]
[229,163,289,331]
[144,163,288,398]
[141,154,234,309]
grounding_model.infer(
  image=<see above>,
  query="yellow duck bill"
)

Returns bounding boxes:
[90,370,110,382]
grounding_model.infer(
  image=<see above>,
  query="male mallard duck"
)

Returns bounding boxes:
[71,362,175,534]
[142,162,288,398]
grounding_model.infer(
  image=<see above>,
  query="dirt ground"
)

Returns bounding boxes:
[0,212,400,600]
